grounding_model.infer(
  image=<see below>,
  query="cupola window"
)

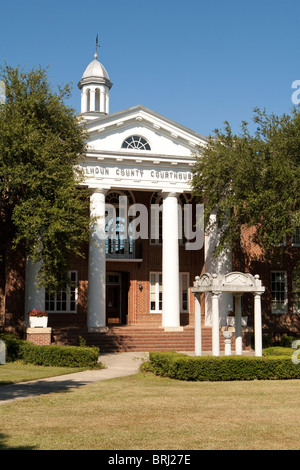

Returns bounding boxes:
[122,136,151,150]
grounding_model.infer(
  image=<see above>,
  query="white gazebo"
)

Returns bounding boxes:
[191,272,265,357]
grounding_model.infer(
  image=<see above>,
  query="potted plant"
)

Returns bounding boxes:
[28,309,48,328]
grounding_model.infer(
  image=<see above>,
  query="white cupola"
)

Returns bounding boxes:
[78,49,113,116]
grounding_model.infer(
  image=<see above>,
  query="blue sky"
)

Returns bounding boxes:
[1,0,300,136]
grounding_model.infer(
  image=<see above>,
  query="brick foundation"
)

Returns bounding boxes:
[26,327,52,346]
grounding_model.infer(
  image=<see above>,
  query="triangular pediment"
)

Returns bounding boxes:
[82,105,207,158]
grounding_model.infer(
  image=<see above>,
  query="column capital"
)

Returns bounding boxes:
[211,291,221,297]
[88,186,109,196]
[161,191,181,199]
[253,291,263,297]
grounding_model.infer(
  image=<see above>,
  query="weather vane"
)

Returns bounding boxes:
[94,34,100,59]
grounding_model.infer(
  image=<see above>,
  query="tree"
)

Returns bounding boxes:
[0,64,91,291]
[192,107,300,260]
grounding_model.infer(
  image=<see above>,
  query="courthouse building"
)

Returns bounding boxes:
[3,50,300,352]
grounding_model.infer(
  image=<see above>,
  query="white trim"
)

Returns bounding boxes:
[150,272,162,313]
[179,272,190,313]
[45,271,78,313]
[271,271,288,314]
[149,271,190,314]
[293,270,300,314]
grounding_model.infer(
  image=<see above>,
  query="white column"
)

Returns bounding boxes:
[88,188,107,331]
[211,291,220,356]
[100,90,106,113]
[234,294,243,355]
[162,192,181,330]
[194,293,202,356]
[24,259,45,325]
[254,292,263,356]
[90,88,95,112]
[81,90,88,113]
[106,92,109,114]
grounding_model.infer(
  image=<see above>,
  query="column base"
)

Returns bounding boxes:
[160,326,184,332]
[88,327,109,333]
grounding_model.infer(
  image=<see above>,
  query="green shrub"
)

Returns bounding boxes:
[0,333,25,362]
[263,347,294,356]
[19,343,100,368]
[280,336,300,348]
[145,351,300,381]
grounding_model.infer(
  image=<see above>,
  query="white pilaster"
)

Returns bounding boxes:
[194,293,202,356]
[88,188,107,331]
[254,292,263,356]
[211,291,220,356]
[162,192,181,329]
[24,259,45,325]
[234,294,243,355]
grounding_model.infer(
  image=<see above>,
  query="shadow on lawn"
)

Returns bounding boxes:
[0,432,36,450]
[0,376,94,404]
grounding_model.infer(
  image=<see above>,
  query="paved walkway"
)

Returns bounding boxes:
[0,352,149,405]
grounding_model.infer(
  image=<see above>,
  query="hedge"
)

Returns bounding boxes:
[0,333,100,368]
[19,343,100,368]
[143,351,300,381]
[0,333,24,362]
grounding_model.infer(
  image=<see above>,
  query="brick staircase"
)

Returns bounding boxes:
[52,324,237,353]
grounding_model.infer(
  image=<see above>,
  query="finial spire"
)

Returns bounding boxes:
[94,34,99,60]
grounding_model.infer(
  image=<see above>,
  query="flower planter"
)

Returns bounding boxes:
[29,316,48,328]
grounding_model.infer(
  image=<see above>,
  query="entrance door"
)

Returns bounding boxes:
[106,273,121,324]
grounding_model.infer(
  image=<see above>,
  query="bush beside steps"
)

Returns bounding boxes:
[141,350,300,381]
[0,333,102,368]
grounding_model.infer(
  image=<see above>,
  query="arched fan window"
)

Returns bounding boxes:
[122,135,151,150]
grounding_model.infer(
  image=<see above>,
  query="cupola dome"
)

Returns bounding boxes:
[78,51,113,116]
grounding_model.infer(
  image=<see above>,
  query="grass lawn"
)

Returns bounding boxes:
[0,361,87,385]
[1,372,300,450]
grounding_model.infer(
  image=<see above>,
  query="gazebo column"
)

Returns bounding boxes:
[211,291,220,356]
[234,294,243,355]
[162,192,181,329]
[254,292,263,356]
[194,292,202,356]
[87,188,107,331]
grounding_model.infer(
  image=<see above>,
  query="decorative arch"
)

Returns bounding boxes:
[106,190,135,206]
[121,135,151,151]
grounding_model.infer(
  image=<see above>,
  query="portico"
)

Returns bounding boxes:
[192,272,265,356]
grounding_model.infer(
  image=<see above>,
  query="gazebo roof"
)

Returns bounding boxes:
[191,272,265,294]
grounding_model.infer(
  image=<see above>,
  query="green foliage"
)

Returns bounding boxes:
[145,351,300,381]
[263,347,294,356]
[0,333,24,362]
[279,336,299,348]
[19,342,100,368]
[192,107,300,259]
[0,332,101,367]
[0,63,91,290]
